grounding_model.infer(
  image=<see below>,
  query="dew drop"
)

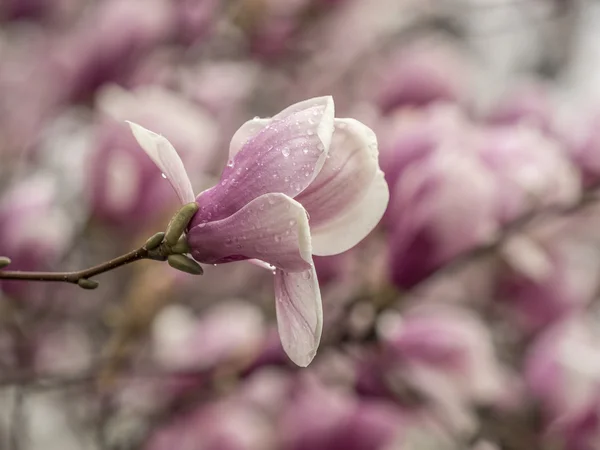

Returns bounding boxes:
[308,118,315,125]
[304,171,310,177]
[302,272,312,280]
[225,238,233,245]
[268,197,276,205]
[289,219,296,226]
[161,173,167,179]
[227,160,234,168]
[198,222,207,228]
[302,148,309,154]
[284,176,290,183]
[312,110,319,116]
[213,264,217,267]
[282,147,290,158]
[307,130,314,136]
[273,173,279,179]
[236,244,242,250]
[253,116,260,120]
[272,270,277,276]
[317,143,324,152]
[274,235,282,242]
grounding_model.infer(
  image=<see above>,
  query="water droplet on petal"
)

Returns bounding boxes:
[307,130,314,136]
[317,143,324,152]
[253,116,260,120]
[225,238,232,245]
[272,270,277,275]
[302,148,309,154]
[284,176,290,183]
[304,171,310,177]
[308,118,315,125]
[302,272,312,280]
[274,235,282,242]
[227,160,234,168]
[268,197,276,205]
[236,244,242,250]
[282,147,290,157]
[161,173,167,179]
[198,222,207,228]
[213,264,217,267]
[289,219,296,226]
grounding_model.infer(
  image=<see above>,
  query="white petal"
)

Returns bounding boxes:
[127,121,195,205]
[297,118,380,230]
[274,265,323,367]
[311,170,389,256]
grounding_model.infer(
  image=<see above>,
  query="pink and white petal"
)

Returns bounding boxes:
[228,97,339,161]
[274,265,322,367]
[296,118,379,226]
[127,121,195,205]
[229,118,272,161]
[188,193,312,271]
[191,97,335,225]
[311,170,389,256]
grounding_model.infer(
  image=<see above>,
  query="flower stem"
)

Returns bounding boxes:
[0,247,150,286]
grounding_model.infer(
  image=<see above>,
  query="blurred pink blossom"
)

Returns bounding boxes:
[152,302,266,371]
[526,317,600,448]
[0,174,75,297]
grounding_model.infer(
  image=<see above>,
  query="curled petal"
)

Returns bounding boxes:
[311,170,389,256]
[274,265,322,367]
[127,122,195,204]
[296,118,388,255]
[191,96,335,225]
[188,193,312,272]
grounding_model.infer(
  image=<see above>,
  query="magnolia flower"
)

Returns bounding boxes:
[127,96,389,366]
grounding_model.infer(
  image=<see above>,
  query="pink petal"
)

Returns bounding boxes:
[229,97,338,161]
[187,193,312,272]
[274,265,322,367]
[191,97,335,225]
[127,122,195,204]
[229,118,272,161]
[296,119,389,256]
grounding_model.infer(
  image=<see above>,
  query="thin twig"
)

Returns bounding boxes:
[0,247,150,285]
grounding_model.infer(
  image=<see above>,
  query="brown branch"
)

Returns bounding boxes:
[0,247,150,286]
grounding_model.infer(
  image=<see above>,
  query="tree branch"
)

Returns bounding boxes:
[0,247,150,286]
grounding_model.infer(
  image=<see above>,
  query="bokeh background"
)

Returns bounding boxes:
[1,0,600,449]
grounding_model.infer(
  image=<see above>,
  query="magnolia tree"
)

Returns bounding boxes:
[2,1,600,450]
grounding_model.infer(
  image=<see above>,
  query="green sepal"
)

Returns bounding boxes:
[167,254,203,275]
